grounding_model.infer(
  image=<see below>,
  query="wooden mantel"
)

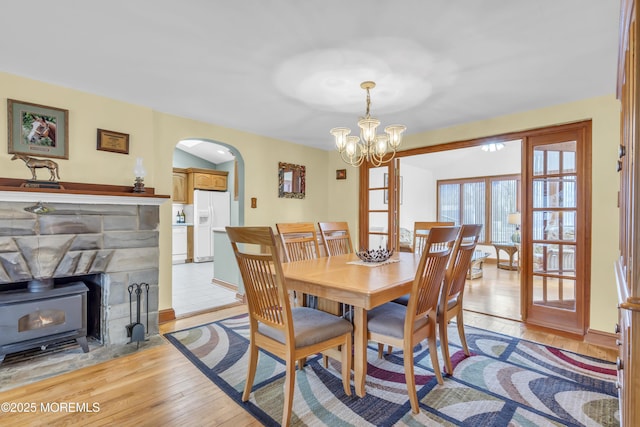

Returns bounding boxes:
[0,178,170,205]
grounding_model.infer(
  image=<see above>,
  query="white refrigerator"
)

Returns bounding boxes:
[193,190,231,262]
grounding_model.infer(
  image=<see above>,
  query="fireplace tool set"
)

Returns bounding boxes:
[126,282,149,348]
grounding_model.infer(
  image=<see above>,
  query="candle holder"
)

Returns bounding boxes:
[133,176,145,193]
[133,157,146,193]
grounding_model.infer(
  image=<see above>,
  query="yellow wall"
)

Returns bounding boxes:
[0,72,329,313]
[326,94,621,333]
[1,71,620,333]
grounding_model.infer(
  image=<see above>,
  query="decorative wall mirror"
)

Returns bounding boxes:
[278,162,305,199]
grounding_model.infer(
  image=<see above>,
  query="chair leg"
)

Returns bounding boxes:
[282,357,296,427]
[242,341,259,402]
[439,314,453,375]
[428,335,444,385]
[297,357,306,370]
[341,334,352,396]
[403,342,420,414]
[457,310,470,356]
[377,343,384,359]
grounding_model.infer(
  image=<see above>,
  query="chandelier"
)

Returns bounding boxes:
[330,81,406,167]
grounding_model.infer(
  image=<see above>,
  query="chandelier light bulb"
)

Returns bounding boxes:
[375,135,389,156]
[358,117,380,144]
[385,125,406,148]
[345,136,359,157]
[330,127,350,151]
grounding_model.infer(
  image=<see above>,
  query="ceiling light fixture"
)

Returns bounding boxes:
[330,81,406,167]
[481,142,505,152]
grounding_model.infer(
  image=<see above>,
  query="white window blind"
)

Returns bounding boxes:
[438,175,520,244]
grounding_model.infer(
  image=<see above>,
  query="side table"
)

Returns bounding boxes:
[492,242,519,271]
[467,250,490,279]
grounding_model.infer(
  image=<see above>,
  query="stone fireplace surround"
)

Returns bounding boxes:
[0,188,167,347]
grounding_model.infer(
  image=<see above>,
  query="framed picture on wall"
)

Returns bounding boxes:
[97,128,130,154]
[383,173,403,204]
[7,99,69,159]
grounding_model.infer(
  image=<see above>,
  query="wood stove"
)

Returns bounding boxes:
[0,281,89,363]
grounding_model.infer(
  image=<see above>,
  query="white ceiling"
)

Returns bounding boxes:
[0,1,621,164]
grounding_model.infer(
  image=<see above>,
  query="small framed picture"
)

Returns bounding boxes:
[336,169,347,180]
[7,99,69,159]
[97,129,130,154]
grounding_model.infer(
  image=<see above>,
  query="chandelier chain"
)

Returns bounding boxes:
[365,86,371,118]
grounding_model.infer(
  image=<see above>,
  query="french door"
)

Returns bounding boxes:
[359,160,399,251]
[523,124,591,335]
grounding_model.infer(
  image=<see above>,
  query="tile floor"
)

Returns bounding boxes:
[172,261,241,317]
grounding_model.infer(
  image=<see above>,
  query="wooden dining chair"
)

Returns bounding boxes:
[318,221,354,320]
[226,226,353,426]
[393,222,457,307]
[276,222,343,316]
[413,221,455,254]
[276,222,323,262]
[276,222,322,308]
[438,224,483,375]
[366,226,459,414]
[318,221,354,256]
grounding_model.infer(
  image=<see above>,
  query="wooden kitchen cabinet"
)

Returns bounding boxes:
[187,168,228,191]
[172,168,188,203]
[186,168,228,203]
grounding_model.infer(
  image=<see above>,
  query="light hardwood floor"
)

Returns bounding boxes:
[0,300,617,426]
[463,260,521,320]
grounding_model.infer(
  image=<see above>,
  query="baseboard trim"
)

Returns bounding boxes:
[212,278,238,292]
[159,308,176,323]
[524,321,584,341]
[585,328,617,349]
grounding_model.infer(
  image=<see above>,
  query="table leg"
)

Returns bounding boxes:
[353,306,367,397]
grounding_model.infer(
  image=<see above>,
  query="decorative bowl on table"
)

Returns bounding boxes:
[356,247,394,263]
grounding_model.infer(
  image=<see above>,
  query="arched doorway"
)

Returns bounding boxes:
[171,138,245,317]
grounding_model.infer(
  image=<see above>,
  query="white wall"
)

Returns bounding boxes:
[399,163,436,231]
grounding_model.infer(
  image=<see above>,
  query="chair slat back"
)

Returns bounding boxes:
[318,221,353,256]
[406,226,459,323]
[444,224,483,301]
[413,221,455,254]
[276,222,321,262]
[226,226,292,331]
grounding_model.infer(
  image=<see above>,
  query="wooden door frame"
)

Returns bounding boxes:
[522,122,592,336]
[358,119,592,335]
[358,161,399,250]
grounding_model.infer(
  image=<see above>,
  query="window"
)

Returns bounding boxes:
[437,174,520,244]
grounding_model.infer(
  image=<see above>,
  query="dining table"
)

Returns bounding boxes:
[281,251,420,397]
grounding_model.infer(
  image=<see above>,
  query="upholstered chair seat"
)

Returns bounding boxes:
[258,306,353,348]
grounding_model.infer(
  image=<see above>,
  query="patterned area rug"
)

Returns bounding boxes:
[165,314,619,426]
